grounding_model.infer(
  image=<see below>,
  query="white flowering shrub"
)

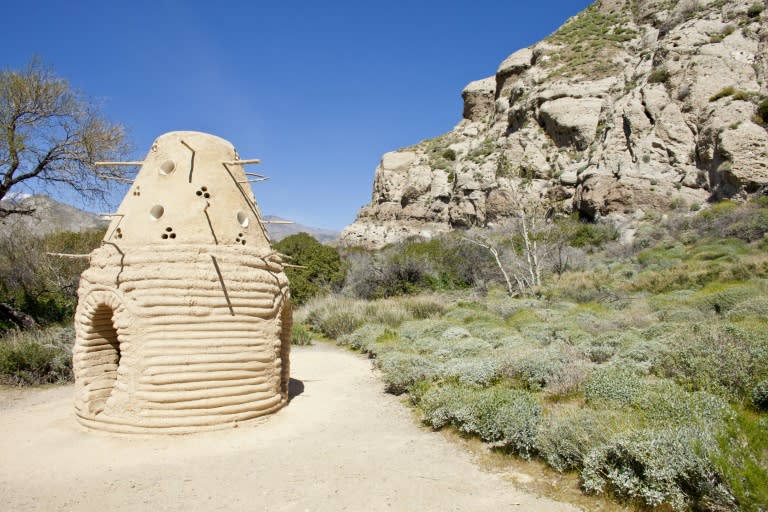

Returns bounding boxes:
[584,365,644,406]
[420,383,541,458]
[376,351,439,395]
[581,427,734,511]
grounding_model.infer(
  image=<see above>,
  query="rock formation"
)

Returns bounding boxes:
[73,131,291,434]
[341,0,768,248]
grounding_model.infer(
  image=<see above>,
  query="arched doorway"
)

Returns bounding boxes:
[74,294,126,417]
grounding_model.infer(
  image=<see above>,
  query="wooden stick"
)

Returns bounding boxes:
[47,252,90,259]
[223,159,261,165]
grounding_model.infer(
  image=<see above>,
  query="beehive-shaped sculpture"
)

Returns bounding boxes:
[73,131,291,434]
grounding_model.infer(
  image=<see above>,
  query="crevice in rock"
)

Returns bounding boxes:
[622,114,638,163]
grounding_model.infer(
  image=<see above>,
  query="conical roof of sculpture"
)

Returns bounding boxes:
[104,131,271,253]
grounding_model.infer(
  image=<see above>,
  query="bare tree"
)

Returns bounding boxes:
[0,58,130,217]
[463,183,556,296]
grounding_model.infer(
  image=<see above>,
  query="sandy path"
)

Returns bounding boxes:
[0,343,579,512]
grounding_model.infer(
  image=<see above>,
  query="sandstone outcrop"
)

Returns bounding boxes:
[342,0,768,248]
[73,131,291,434]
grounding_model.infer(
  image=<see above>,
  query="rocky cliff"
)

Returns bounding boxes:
[341,0,768,248]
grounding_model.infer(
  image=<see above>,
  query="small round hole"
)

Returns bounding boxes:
[165,227,173,232]
[149,205,164,220]
[201,186,207,191]
[203,193,210,199]
[196,190,202,196]
[159,160,176,175]
[241,240,246,245]
[170,233,176,239]
[236,211,249,228]
[161,233,168,239]
[238,233,243,237]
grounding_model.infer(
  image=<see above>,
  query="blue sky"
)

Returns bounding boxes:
[2,0,591,230]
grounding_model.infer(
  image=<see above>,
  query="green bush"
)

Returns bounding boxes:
[345,235,497,299]
[581,427,734,510]
[584,365,644,406]
[336,323,387,353]
[0,228,104,328]
[747,2,764,17]
[657,323,768,401]
[714,410,768,511]
[647,67,670,84]
[441,357,501,387]
[536,409,621,471]
[376,351,439,394]
[420,383,541,458]
[274,232,345,305]
[502,348,567,390]
[290,324,313,346]
[750,379,768,410]
[759,97,768,123]
[710,86,736,102]
[0,326,74,385]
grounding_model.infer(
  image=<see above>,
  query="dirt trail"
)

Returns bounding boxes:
[0,343,580,512]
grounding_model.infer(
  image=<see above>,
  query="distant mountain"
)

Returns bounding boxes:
[0,195,107,236]
[264,215,339,243]
[0,194,339,243]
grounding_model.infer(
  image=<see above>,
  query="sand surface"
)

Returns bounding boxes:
[0,343,579,512]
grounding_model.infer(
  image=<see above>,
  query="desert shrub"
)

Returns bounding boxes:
[632,381,733,428]
[398,318,453,341]
[747,2,764,17]
[502,348,568,390]
[441,357,501,386]
[714,410,768,511]
[536,408,624,471]
[363,300,410,327]
[584,365,644,406]
[691,199,768,243]
[376,351,439,394]
[545,358,591,397]
[726,296,768,320]
[618,338,666,374]
[401,296,446,319]
[336,323,387,353]
[273,233,345,306]
[759,97,768,123]
[431,336,492,361]
[0,228,104,327]
[291,324,313,345]
[420,383,541,457]
[581,427,734,510]
[562,219,619,248]
[709,86,736,102]
[657,322,768,401]
[691,281,763,315]
[647,67,670,84]
[0,326,74,385]
[585,343,615,363]
[300,296,367,338]
[750,379,768,410]
[344,235,499,299]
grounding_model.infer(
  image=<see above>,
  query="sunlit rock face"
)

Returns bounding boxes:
[341,0,768,248]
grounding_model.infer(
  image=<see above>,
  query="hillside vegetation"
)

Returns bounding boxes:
[299,197,768,511]
[0,228,103,385]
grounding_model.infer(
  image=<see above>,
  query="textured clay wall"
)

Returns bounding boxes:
[73,132,291,434]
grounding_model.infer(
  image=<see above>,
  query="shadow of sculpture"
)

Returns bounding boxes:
[288,378,304,401]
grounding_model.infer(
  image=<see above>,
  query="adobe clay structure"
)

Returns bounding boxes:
[73,131,291,434]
